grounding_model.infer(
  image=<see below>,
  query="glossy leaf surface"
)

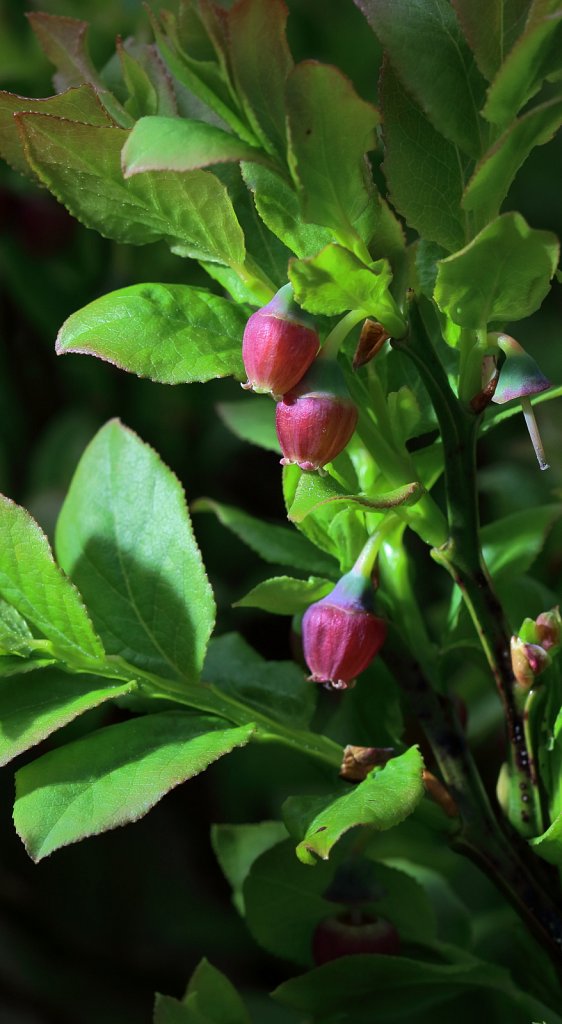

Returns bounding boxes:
[56,420,215,683]
[356,0,488,156]
[289,244,403,334]
[0,84,111,175]
[17,115,245,264]
[57,284,247,383]
[121,116,266,176]
[286,61,379,245]
[434,213,559,327]
[15,713,255,861]
[379,60,467,253]
[234,576,333,615]
[0,670,135,766]
[0,496,103,664]
[290,746,425,864]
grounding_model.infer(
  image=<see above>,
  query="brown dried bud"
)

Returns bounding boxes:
[352,319,390,369]
[339,745,394,782]
[422,770,459,818]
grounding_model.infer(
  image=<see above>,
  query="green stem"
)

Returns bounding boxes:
[230,261,275,305]
[382,629,562,970]
[390,299,562,966]
[321,309,366,360]
[66,653,342,771]
[458,326,487,406]
[395,303,536,814]
[348,373,448,549]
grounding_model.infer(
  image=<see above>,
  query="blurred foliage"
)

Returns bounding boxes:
[0,0,560,1020]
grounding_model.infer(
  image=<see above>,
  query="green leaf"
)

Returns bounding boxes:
[282,465,342,565]
[14,712,255,861]
[481,505,562,580]
[291,746,425,864]
[289,244,404,335]
[233,576,333,615]
[353,859,438,944]
[0,84,111,176]
[55,420,215,684]
[216,398,279,452]
[288,472,423,524]
[17,115,245,265]
[0,656,57,679]
[0,496,103,665]
[56,284,247,384]
[211,820,288,914]
[242,838,336,965]
[27,12,130,127]
[192,498,339,578]
[228,0,293,159]
[154,995,196,1024]
[202,633,315,730]
[356,0,488,156]
[285,61,379,247]
[28,12,100,89]
[451,0,530,82]
[243,840,436,968]
[483,1,562,127]
[463,98,562,222]
[0,670,136,767]
[209,163,291,291]
[241,162,333,258]
[379,60,467,253]
[121,116,268,177]
[183,958,251,1024]
[0,599,35,655]
[434,212,559,328]
[149,7,255,146]
[117,39,178,120]
[198,263,272,306]
[272,951,558,1023]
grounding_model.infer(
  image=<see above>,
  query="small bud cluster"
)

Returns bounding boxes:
[510,606,561,689]
[242,284,358,472]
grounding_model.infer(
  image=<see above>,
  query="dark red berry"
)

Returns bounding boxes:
[242,284,319,398]
[312,913,400,965]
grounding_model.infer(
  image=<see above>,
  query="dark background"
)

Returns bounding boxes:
[0,0,560,1019]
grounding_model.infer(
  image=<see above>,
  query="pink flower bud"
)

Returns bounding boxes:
[242,284,319,398]
[312,913,400,965]
[535,607,561,651]
[302,569,386,689]
[276,358,358,472]
[510,635,550,689]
